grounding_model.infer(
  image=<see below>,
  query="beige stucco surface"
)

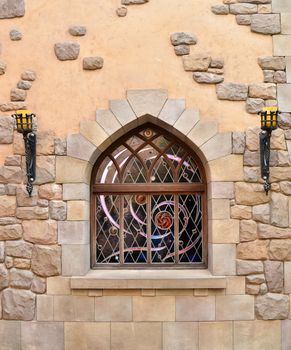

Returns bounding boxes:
[0,0,271,141]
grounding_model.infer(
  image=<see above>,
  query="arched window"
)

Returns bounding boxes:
[91,124,207,268]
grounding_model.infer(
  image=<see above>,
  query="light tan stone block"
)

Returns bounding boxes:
[286,57,291,84]
[234,320,281,350]
[37,295,54,321]
[80,120,109,149]
[208,198,230,219]
[176,296,215,321]
[54,296,94,321]
[188,121,218,148]
[64,322,110,350]
[284,262,291,293]
[208,155,244,182]
[23,220,57,245]
[209,244,236,275]
[158,98,185,125]
[174,108,199,136]
[67,201,89,220]
[110,99,137,126]
[47,276,71,295]
[278,84,291,112]
[95,296,132,321]
[208,289,226,296]
[156,289,193,296]
[56,156,92,184]
[141,289,155,296]
[201,132,232,162]
[111,322,162,350]
[274,35,291,56]
[67,133,97,163]
[63,183,89,201]
[194,289,208,296]
[216,295,254,320]
[282,320,291,350]
[208,182,234,199]
[62,244,90,276]
[96,108,122,135]
[21,322,64,350]
[231,205,252,220]
[103,289,140,296]
[235,182,270,205]
[58,221,89,244]
[199,321,233,350]
[88,289,103,297]
[272,0,291,12]
[0,320,20,350]
[237,240,269,260]
[163,322,198,350]
[133,296,175,321]
[210,219,239,243]
[226,276,245,295]
[0,195,16,217]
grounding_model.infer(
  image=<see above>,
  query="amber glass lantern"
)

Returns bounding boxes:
[14,110,35,134]
[259,106,278,132]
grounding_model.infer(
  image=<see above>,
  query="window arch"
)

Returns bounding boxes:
[91,124,207,268]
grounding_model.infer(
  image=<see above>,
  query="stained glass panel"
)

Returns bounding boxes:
[179,155,202,183]
[96,156,119,184]
[123,157,147,183]
[151,156,174,183]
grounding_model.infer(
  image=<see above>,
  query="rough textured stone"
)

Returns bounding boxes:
[9,268,33,289]
[236,260,264,276]
[0,116,14,144]
[116,7,127,17]
[68,25,86,36]
[14,258,30,269]
[258,56,286,71]
[237,240,269,260]
[37,131,55,155]
[174,45,190,56]
[16,186,38,207]
[5,256,13,269]
[251,14,281,35]
[236,15,251,25]
[0,217,21,225]
[240,220,257,242]
[263,70,274,83]
[49,201,67,221]
[264,261,283,292]
[230,3,257,14]
[83,56,104,70]
[10,88,26,101]
[252,204,269,224]
[193,72,224,84]
[210,59,224,69]
[235,182,269,205]
[9,28,22,41]
[274,71,286,84]
[17,80,32,90]
[0,195,16,217]
[54,138,67,155]
[34,156,55,184]
[31,245,61,277]
[16,206,48,220]
[0,264,9,290]
[270,167,291,182]
[21,70,36,81]
[278,113,291,130]
[255,293,289,320]
[246,274,265,284]
[231,205,251,219]
[183,54,211,72]
[280,181,291,195]
[31,276,46,294]
[0,59,7,75]
[170,32,197,46]
[2,288,35,320]
[244,167,259,182]
[4,155,21,166]
[246,98,265,114]
[232,132,245,154]
[0,242,4,262]
[122,0,148,3]
[54,42,80,61]
[271,192,288,228]
[39,184,62,201]
[23,220,57,245]
[269,240,291,260]
[246,284,260,295]
[6,240,33,258]
[216,83,248,101]
[211,4,229,14]
[249,83,276,99]
[0,0,25,19]
[0,224,22,240]
[0,102,27,112]
[243,149,260,166]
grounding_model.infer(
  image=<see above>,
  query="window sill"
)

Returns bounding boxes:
[70,269,226,290]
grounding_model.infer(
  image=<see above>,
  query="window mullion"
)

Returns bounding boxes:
[119,195,124,265]
[146,194,151,264]
[174,194,179,264]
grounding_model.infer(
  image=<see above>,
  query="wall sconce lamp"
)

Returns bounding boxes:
[12,110,36,196]
[258,106,279,195]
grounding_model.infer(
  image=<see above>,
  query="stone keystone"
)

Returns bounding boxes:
[54,42,80,61]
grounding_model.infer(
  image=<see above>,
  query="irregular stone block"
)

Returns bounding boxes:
[5,256,13,269]
[211,4,229,14]
[230,3,257,14]
[9,268,33,289]
[122,0,148,3]
[0,59,7,75]
[237,260,264,275]
[264,261,283,293]
[278,113,291,130]
[251,14,281,35]
[243,149,260,166]
[236,14,251,25]
[37,130,55,155]
[23,220,57,244]
[31,276,46,294]
[54,137,67,155]
[244,166,259,182]
[116,7,127,17]
[246,98,265,114]
[237,0,271,3]
[49,200,67,221]
[232,131,245,154]
[235,182,269,205]
[237,240,269,260]
[0,116,14,144]
[210,58,224,69]
[0,263,9,290]
[10,88,26,101]
[182,54,211,72]
[5,240,33,258]
[0,195,16,217]
[54,42,80,61]
[17,79,32,90]
[263,70,274,83]
[240,220,257,242]
[0,101,27,112]
[0,0,25,18]
[0,242,4,262]
[249,83,276,99]
[258,56,286,70]
[271,192,289,228]
[170,32,197,46]
[16,186,38,207]
[39,184,62,200]
[269,240,291,260]
[2,288,35,320]
[34,156,55,184]
[21,70,36,81]
[83,56,104,70]
[255,293,289,320]
[246,283,260,295]
[252,204,270,223]
[14,258,30,269]
[4,155,21,166]
[274,71,286,84]
[216,83,248,101]
[231,205,251,219]
[9,28,22,40]
[193,72,224,84]
[280,181,291,195]
[258,4,271,12]
[16,206,48,220]
[0,224,22,240]
[174,44,189,56]
[270,167,291,182]
[246,274,265,284]
[69,25,86,36]
[31,245,61,277]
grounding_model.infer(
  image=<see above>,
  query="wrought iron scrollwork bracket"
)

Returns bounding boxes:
[23,132,36,196]
[260,130,271,195]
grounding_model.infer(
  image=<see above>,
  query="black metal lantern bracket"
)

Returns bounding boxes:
[12,110,37,196]
[258,107,279,195]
